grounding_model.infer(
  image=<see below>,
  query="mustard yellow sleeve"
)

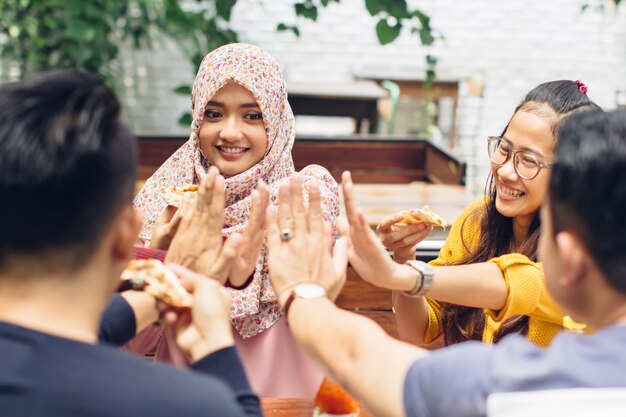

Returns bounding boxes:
[423,298,444,345]
[485,253,564,325]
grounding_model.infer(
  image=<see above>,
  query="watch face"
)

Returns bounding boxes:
[294,283,326,298]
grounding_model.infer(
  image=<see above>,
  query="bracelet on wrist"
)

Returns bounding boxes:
[402,260,434,298]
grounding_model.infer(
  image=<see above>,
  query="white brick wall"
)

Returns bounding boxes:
[10,0,626,194]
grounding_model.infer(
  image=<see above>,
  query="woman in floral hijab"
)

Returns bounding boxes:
[132,43,339,397]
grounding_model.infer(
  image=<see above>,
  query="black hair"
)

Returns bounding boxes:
[0,70,136,272]
[442,80,601,345]
[550,109,626,293]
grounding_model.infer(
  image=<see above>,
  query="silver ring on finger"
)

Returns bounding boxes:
[280,228,294,242]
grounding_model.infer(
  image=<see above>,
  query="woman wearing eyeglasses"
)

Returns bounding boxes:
[342,80,600,349]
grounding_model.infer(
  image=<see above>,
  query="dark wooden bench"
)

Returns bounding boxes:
[136,134,465,185]
[337,265,398,338]
[292,134,465,185]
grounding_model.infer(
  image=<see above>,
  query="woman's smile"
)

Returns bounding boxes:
[497,181,526,200]
[216,145,250,160]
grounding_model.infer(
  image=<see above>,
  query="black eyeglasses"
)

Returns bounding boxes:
[487,136,553,180]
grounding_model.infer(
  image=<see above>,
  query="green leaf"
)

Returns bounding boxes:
[365,0,380,16]
[277,23,301,37]
[178,113,193,127]
[174,85,192,95]
[376,19,401,45]
[426,54,437,65]
[216,0,237,21]
[425,68,436,88]
[380,0,410,19]
[295,2,318,21]
[412,9,430,27]
[419,26,435,45]
[65,20,96,42]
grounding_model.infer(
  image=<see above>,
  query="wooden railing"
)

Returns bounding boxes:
[292,134,465,185]
[136,134,466,185]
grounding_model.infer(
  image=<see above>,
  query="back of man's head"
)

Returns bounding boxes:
[0,70,136,273]
[550,109,626,293]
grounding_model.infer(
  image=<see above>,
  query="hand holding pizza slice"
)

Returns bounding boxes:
[375,205,446,263]
[396,205,447,230]
[120,259,193,308]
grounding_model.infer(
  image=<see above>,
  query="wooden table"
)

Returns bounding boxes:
[262,398,374,417]
[288,81,388,134]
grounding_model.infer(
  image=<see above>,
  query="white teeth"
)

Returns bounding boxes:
[501,184,524,197]
[218,146,247,154]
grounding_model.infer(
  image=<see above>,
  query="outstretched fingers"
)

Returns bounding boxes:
[341,171,365,231]
[277,181,293,235]
[196,167,218,213]
[196,170,225,238]
[306,180,324,235]
[265,204,282,253]
[245,181,269,239]
[289,174,308,235]
[208,233,242,284]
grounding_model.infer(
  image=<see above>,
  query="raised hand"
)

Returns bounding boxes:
[341,171,414,292]
[164,166,241,284]
[149,204,185,250]
[266,174,348,308]
[228,181,270,287]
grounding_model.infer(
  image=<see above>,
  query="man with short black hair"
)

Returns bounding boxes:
[0,70,261,417]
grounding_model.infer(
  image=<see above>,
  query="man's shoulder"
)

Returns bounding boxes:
[491,324,626,391]
[0,327,241,417]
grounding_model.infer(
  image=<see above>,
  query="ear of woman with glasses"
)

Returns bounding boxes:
[342,80,601,349]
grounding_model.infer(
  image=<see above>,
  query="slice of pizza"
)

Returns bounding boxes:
[120,259,193,308]
[163,184,199,208]
[397,205,447,229]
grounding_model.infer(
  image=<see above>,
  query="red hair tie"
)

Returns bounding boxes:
[575,79,588,95]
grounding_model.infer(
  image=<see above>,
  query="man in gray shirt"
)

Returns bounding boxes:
[263,108,626,417]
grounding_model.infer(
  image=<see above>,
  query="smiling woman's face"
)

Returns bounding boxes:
[198,81,268,177]
[492,108,556,226]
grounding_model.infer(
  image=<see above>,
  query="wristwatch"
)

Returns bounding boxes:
[284,282,327,316]
[402,260,435,297]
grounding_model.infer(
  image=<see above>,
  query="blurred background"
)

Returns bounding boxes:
[1,0,625,195]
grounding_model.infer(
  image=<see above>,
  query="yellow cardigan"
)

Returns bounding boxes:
[423,199,579,348]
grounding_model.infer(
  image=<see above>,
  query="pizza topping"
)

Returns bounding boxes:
[163,184,198,208]
[396,205,447,229]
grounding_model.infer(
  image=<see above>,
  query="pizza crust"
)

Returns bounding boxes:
[396,205,447,229]
[120,259,193,308]
[163,184,198,208]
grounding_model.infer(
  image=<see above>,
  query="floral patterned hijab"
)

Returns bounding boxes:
[134,43,339,338]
